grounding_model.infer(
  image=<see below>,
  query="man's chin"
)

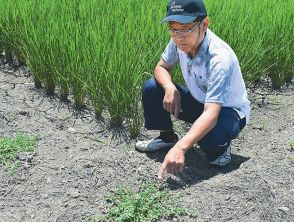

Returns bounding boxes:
[177,45,191,53]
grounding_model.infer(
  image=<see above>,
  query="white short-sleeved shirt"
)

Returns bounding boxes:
[161,29,251,123]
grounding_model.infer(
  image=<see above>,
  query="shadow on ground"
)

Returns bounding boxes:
[146,147,250,190]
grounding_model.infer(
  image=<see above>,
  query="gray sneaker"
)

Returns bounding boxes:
[135,137,177,152]
[209,144,232,167]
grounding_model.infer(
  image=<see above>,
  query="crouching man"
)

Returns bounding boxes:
[135,0,251,180]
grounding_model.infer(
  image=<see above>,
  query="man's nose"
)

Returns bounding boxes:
[174,34,185,41]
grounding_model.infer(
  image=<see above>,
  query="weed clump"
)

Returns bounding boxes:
[0,133,37,172]
[89,183,196,222]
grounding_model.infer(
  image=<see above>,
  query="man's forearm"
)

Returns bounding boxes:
[176,111,218,153]
[154,65,176,91]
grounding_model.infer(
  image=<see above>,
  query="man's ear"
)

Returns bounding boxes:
[202,17,209,31]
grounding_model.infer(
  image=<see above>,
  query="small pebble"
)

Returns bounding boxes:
[278,207,290,213]
[68,188,80,198]
[83,163,94,168]
[43,194,49,199]
[71,192,80,198]
[62,203,69,207]
[225,196,232,201]
[68,127,76,133]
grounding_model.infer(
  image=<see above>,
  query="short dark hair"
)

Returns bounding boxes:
[194,16,206,23]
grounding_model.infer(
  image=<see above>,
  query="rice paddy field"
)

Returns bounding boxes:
[0,0,293,222]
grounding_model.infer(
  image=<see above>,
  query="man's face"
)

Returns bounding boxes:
[168,21,203,53]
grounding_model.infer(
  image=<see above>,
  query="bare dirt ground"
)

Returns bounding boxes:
[0,61,293,222]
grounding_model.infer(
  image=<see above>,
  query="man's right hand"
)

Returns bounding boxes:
[163,87,181,119]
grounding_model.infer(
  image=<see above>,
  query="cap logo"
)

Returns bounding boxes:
[170,1,184,12]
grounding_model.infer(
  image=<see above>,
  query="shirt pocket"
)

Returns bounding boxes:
[193,72,208,93]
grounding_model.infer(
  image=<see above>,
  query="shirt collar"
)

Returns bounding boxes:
[178,29,210,65]
[192,29,210,65]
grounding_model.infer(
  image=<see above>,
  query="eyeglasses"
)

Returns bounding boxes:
[168,22,201,36]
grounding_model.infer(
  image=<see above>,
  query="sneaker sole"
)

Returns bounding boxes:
[135,144,174,153]
[208,160,232,168]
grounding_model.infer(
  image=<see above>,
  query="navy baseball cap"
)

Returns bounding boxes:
[162,0,207,24]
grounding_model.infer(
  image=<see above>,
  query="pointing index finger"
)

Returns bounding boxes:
[158,162,167,180]
[174,105,180,119]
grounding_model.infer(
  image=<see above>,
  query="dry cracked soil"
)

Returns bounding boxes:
[0,61,293,222]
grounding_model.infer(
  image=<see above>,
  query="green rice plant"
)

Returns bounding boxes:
[62,15,87,108]
[3,47,13,64]
[81,2,109,117]
[7,6,26,66]
[44,1,78,101]
[0,0,29,69]
[275,11,294,85]
[47,0,99,108]
[0,1,14,64]
[5,0,54,90]
[206,0,267,83]
[127,116,144,138]
[0,2,4,53]
[0,16,3,53]
[88,182,195,222]
[0,41,3,55]
[262,1,294,88]
[0,133,37,172]
[0,6,14,65]
[47,39,70,101]
[87,0,167,126]
[126,96,145,138]
[205,0,294,86]
[26,1,57,94]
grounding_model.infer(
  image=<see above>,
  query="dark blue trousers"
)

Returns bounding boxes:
[142,78,246,161]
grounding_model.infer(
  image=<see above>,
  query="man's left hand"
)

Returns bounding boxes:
[158,145,186,180]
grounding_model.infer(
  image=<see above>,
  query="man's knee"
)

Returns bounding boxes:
[142,78,163,99]
[198,128,230,161]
